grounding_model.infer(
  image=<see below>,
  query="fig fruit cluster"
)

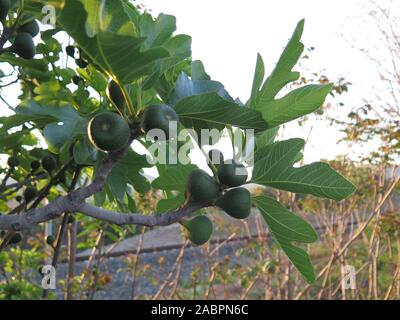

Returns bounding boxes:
[2,7,41,60]
[183,152,251,246]
[87,99,179,151]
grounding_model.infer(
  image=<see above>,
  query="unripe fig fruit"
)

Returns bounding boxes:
[15,195,22,202]
[41,155,56,172]
[106,80,125,112]
[11,32,36,60]
[182,215,213,246]
[46,235,55,245]
[30,160,40,171]
[216,187,251,220]
[186,169,219,204]
[72,75,84,85]
[66,45,75,57]
[7,156,19,168]
[9,233,22,245]
[141,104,179,140]
[0,0,10,21]
[18,19,40,37]
[76,57,88,68]
[88,112,130,151]
[217,160,248,187]
[24,186,37,203]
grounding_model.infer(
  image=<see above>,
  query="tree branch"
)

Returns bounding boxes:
[79,203,203,227]
[0,198,203,231]
[0,131,203,231]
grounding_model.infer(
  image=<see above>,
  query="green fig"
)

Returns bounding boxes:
[216,187,251,220]
[217,160,248,187]
[66,45,75,57]
[41,155,56,172]
[0,0,10,21]
[76,57,88,68]
[11,32,36,59]
[182,215,213,246]
[30,160,40,171]
[72,75,84,85]
[186,169,219,204]
[106,80,125,112]
[24,186,37,203]
[7,156,19,168]
[15,195,22,202]
[18,19,39,37]
[46,235,55,245]
[88,112,130,151]
[141,104,179,140]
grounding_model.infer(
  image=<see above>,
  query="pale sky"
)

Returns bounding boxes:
[140,0,384,163]
[0,0,389,171]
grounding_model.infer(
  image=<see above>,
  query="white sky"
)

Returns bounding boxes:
[0,0,388,170]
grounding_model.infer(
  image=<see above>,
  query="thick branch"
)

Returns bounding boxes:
[79,203,203,227]
[0,198,203,231]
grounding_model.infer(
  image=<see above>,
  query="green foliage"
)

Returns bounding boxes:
[253,196,318,283]
[252,139,356,200]
[0,0,357,287]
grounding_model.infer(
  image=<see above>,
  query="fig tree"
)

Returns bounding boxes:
[216,187,251,220]
[41,155,56,172]
[141,104,179,140]
[0,0,10,21]
[9,233,22,245]
[106,80,125,112]
[88,112,130,151]
[7,156,19,168]
[18,20,39,37]
[11,32,36,60]
[217,161,248,187]
[186,169,219,204]
[24,186,37,203]
[182,215,213,246]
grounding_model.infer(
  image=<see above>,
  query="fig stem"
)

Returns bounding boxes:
[120,81,136,121]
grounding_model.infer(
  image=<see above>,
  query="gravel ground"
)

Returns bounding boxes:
[55,239,249,300]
